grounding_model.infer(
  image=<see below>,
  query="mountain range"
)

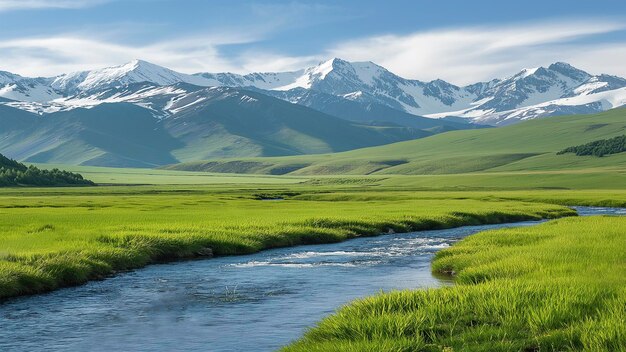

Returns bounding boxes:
[1,58,625,167]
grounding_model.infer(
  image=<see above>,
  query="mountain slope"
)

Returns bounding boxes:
[162,87,428,161]
[1,103,183,167]
[0,88,428,167]
[167,108,626,175]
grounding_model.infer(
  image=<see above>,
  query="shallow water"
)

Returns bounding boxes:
[0,206,622,351]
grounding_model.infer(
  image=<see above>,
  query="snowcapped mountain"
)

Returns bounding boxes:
[427,63,626,124]
[1,58,625,126]
[50,59,209,93]
[0,71,62,103]
[0,80,62,103]
[3,58,625,168]
[0,70,24,85]
[194,58,476,116]
[193,58,626,124]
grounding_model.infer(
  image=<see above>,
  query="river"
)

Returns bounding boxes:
[0,206,623,351]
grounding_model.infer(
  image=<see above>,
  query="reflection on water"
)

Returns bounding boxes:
[0,207,622,352]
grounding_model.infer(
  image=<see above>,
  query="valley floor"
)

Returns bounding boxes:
[1,173,625,351]
[1,183,581,300]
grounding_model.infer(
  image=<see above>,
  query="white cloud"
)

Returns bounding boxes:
[1,18,626,83]
[565,45,626,77]
[237,52,321,73]
[326,20,626,84]
[0,0,110,11]
[0,32,260,76]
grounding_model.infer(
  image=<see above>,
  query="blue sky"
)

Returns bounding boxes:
[1,0,626,84]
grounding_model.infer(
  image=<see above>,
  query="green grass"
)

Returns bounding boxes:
[31,163,307,185]
[285,216,626,352]
[0,186,576,300]
[167,108,626,176]
[26,162,626,192]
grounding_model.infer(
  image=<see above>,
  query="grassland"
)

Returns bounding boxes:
[0,184,580,300]
[285,215,626,351]
[29,162,626,192]
[31,163,306,185]
[4,109,624,350]
[166,108,626,176]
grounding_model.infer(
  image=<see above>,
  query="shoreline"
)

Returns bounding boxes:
[0,206,575,302]
[285,209,626,351]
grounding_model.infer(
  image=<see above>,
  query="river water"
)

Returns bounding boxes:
[0,206,623,351]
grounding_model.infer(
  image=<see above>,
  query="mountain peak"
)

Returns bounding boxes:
[547,61,591,81]
[316,57,351,69]
[307,58,349,80]
[548,61,576,70]
[324,57,349,65]
[50,59,190,93]
[0,70,23,84]
[508,62,591,83]
[126,59,162,69]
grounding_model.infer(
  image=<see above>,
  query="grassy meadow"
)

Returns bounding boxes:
[285,216,626,352]
[0,184,581,300]
[31,163,307,185]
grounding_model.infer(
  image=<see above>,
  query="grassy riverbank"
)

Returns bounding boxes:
[0,186,576,300]
[285,216,626,351]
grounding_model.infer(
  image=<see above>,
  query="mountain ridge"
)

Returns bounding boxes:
[1,58,625,125]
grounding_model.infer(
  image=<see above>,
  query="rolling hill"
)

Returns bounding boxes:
[166,108,626,175]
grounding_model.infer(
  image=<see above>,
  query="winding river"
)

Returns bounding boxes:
[1,206,623,351]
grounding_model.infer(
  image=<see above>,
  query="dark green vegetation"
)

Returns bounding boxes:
[0,153,93,187]
[285,216,626,352]
[169,108,626,175]
[558,134,626,157]
[0,87,470,168]
[0,185,576,300]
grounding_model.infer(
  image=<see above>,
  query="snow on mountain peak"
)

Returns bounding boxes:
[547,61,591,82]
[309,58,340,79]
[50,59,194,93]
[518,67,539,78]
[0,70,24,85]
[2,58,626,126]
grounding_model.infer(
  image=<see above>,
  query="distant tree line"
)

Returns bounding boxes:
[0,153,94,187]
[557,135,626,157]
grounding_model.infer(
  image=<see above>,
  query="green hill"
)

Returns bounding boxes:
[166,108,626,175]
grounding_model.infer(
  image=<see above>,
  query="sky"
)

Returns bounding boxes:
[1,0,626,85]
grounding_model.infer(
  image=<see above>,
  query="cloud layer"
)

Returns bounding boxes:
[0,18,625,84]
[327,20,626,84]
